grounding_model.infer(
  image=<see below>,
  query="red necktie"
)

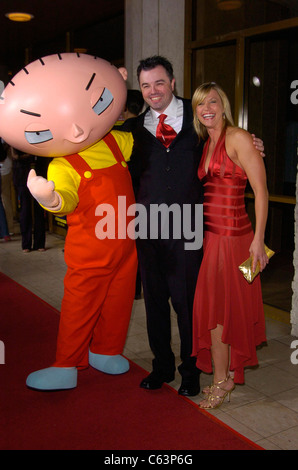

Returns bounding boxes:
[156,114,177,148]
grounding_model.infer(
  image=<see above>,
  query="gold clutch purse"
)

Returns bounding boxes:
[239,245,275,283]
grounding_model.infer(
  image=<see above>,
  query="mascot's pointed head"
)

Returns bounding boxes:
[0,53,127,157]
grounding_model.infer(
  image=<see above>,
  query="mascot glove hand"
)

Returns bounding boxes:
[27,169,62,210]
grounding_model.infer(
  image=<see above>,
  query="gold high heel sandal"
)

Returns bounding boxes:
[202,373,234,395]
[199,377,235,410]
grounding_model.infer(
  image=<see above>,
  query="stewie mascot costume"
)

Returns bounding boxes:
[0,53,137,391]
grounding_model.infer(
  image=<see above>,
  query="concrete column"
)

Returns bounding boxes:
[124,0,185,95]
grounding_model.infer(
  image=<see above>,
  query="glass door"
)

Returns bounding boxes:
[191,42,237,113]
[244,27,297,314]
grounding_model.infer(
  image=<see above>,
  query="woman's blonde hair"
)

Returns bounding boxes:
[192,82,234,141]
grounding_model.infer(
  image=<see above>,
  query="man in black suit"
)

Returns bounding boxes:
[128,56,203,396]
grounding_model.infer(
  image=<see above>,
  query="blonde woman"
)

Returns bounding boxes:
[191,82,269,409]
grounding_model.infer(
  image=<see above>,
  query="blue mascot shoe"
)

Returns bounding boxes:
[26,367,78,391]
[89,351,129,374]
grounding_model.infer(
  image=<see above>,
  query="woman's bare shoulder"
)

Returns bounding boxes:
[226,127,256,152]
[226,126,250,140]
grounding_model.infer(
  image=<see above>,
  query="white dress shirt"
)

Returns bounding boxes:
[144,96,183,137]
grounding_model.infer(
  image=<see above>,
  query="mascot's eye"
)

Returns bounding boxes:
[25,129,53,144]
[92,88,113,115]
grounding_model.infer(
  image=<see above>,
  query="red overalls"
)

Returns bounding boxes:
[53,133,137,370]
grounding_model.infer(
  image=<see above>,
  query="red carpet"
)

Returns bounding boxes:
[0,272,263,451]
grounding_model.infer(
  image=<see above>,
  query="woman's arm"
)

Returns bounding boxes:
[226,128,269,273]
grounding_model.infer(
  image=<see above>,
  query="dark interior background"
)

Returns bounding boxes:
[0,0,125,83]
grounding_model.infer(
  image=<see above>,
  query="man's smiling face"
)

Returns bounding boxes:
[139,65,175,114]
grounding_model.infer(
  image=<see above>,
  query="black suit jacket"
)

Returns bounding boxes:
[127,98,204,207]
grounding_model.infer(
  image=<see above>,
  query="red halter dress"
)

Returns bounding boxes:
[192,131,266,384]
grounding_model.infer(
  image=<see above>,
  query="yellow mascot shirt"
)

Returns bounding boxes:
[47,130,133,216]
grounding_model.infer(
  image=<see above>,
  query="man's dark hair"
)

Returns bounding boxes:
[137,56,174,82]
[126,89,144,116]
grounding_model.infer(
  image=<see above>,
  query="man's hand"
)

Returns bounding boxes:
[251,134,265,158]
[27,169,61,209]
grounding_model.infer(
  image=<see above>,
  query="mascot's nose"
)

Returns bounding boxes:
[69,123,87,142]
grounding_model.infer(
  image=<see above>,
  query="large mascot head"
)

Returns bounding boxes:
[0,53,127,157]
